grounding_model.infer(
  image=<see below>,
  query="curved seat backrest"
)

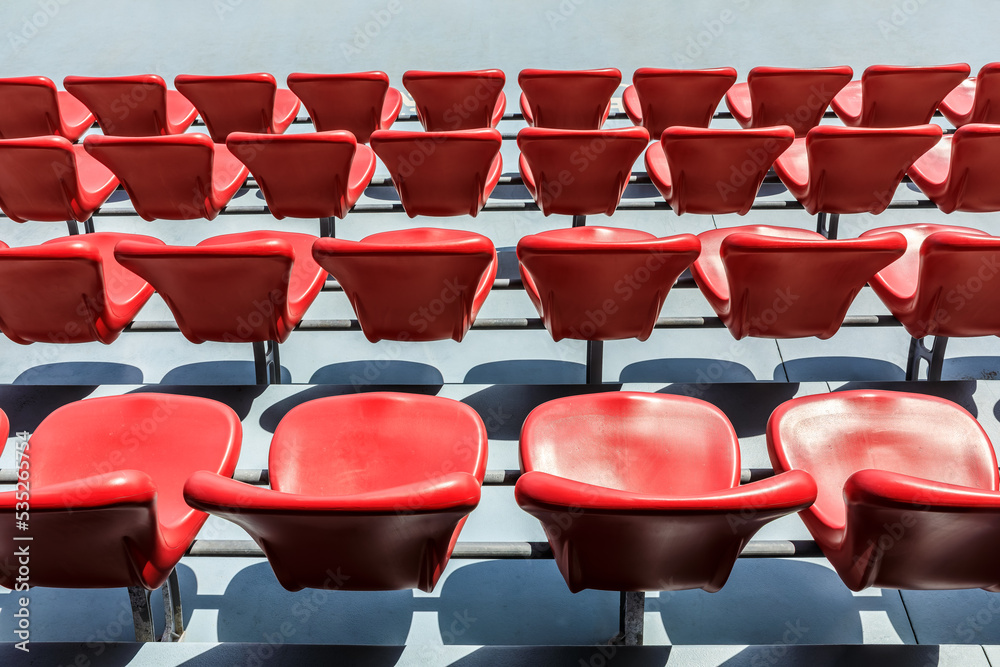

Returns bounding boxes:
[630,67,736,136]
[967,63,1000,124]
[0,77,63,138]
[518,68,621,129]
[403,69,505,131]
[941,125,1000,212]
[0,136,85,222]
[286,71,390,141]
[747,67,853,136]
[63,75,170,136]
[174,73,278,141]
[856,64,969,127]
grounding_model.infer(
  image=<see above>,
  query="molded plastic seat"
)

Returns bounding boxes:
[517,127,649,216]
[623,67,737,138]
[184,392,487,592]
[286,71,401,142]
[83,133,249,220]
[831,64,969,127]
[0,233,159,344]
[938,63,1000,127]
[370,129,502,217]
[63,75,198,136]
[518,68,621,129]
[516,227,700,341]
[402,69,506,131]
[861,224,1000,338]
[114,231,326,344]
[226,131,376,219]
[692,225,905,339]
[725,66,853,137]
[645,125,794,215]
[517,392,816,593]
[0,393,241,590]
[312,228,496,342]
[0,76,94,140]
[0,136,118,222]
[906,125,1000,213]
[173,73,300,143]
[773,125,942,215]
[768,389,1000,591]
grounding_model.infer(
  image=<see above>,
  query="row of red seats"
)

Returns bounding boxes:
[0,223,993,348]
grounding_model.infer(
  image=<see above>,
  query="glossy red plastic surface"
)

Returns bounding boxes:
[0,76,94,140]
[0,136,118,222]
[83,133,248,220]
[518,68,621,129]
[313,229,496,342]
[517,127,649,216]
[768,390,1000,591]
[517,392,816,593]
[185,392,487,592]
[0,393,241,590]
[692,225,905,339]
[114,231,325,344]
[623,67,737,138]
[645,125,794,215]
[773,124,942,215]
[370,129,502,217]
[725,66,853,137]
[516,227,700,341]
[63,75,198,136]
[939,63,1000,127]
[831,64,969,127]
[907,125,1000,213]
[286,71,401,142]
[226,131,375,219]
[173,73,300,143]
[861,224,1000,338]
[402,69,506,131]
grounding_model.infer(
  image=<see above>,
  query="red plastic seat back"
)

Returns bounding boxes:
[519,69,621,129]
[174,73,280,141]
[286,72,390,141]
[940,125,1000,212]
[630,67,737,137]
[857,64,970,127]
[63,75,171,136]
[0,77,64,138]
[0,137,85,222]
[746,67,853,136]
[403,69,505,131]
[967,63,1000,124]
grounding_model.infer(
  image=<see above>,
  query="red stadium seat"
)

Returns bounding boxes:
[0,409,7,455]
[725,66,853,137]
[0,76,94,141]
[402,69,506,131]
[906,124,1000,213]
[286,71,401,142]
[370,128,502,217]
[938,63,1000,127]
[645,125,794,215]
[83,133,248,220]
[768,389,1000,591]
[831,63,969,127]
[0,136,118,223]
[516,227,700,341]
[517,392,816,592]
[173,73,300,143]
[691,225,905,339]
[226,131,376,219]
[63,75,198,136]
[623,67,737,138]
[517,127,648,216]
[0,233,159,344]
[184,392,487,592]
[312,228,496,342]
[518,68,621,129]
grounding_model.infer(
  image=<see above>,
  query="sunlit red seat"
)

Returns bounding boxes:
[0,76,94,140]
[517,127,648,216]
[63,75,198,136]
[725,66,853,137]
[830,63,969,127]
[906,124,1000,213]
[623,67,737,138]
[0,393,241,640]
[173,73,300,143]
[370,128,502,217]
[938,62,1000,127]
[402,69,506,131]
[83,133,248,220]
[286,71,401,142]
[692,225,905,339]
[516,227,699,341]
[517,392,816,593]
[518,68,621,129]
[645,126,794,215]
[184,392,487,592]
[769,389,1000,591]
[312,228,496,342]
